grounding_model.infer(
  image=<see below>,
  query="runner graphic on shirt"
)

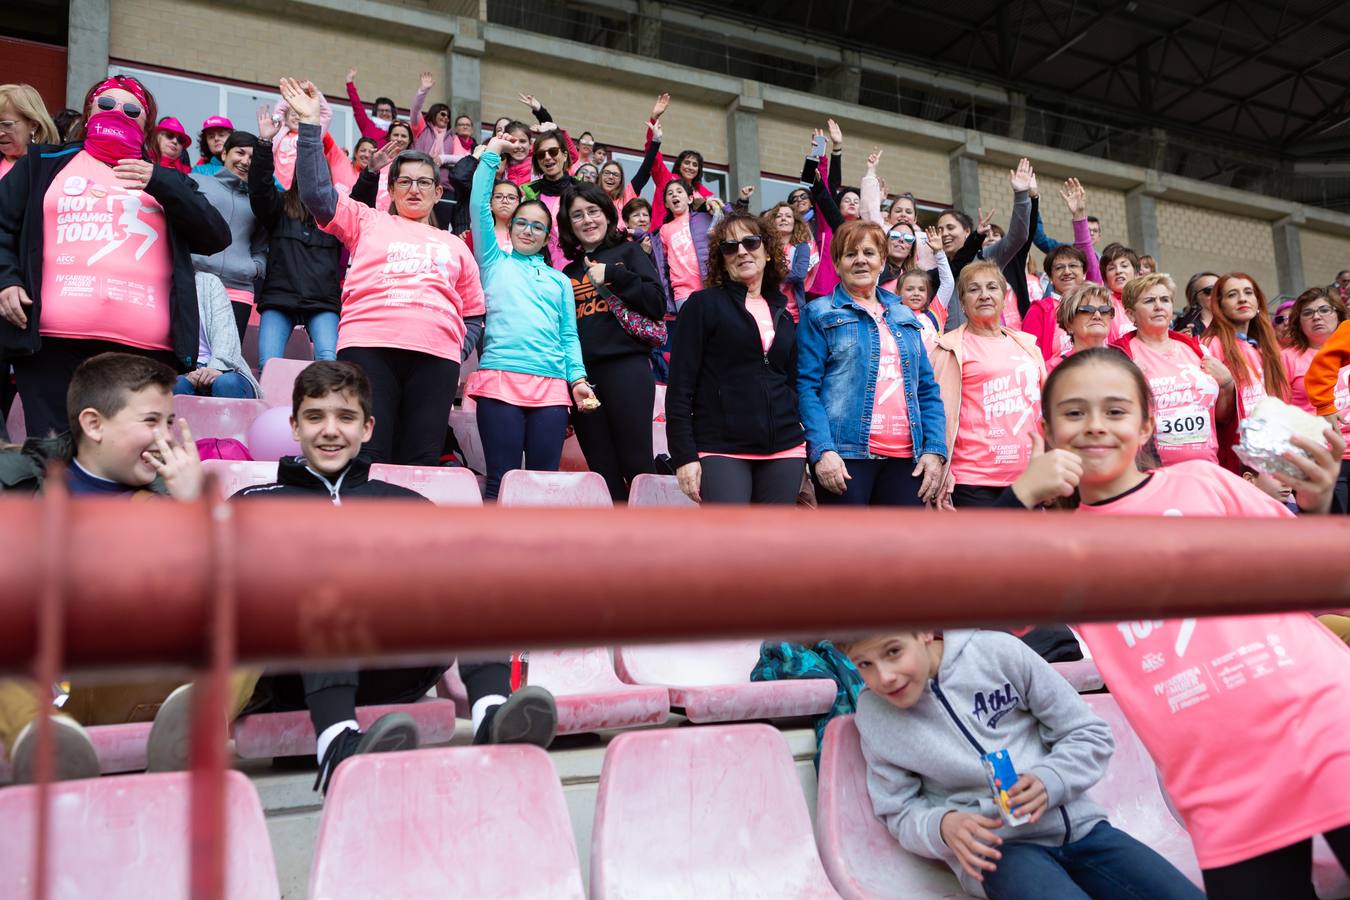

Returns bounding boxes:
[86,189,160,266]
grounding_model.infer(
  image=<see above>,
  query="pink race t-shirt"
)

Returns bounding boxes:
[661,214,702,306]
[867,307,914,458]
[1284,346,1350,460]
[1075,461,1350,869]
[1205,337,1266,420]
[0,157,14,181]
[948,331,1044,486]
[699,296,806,462]
[39,151,173,351]
[321,194,485,361]
[1131,337,1220,465]
[999,286,1022,331]
[272,130,300,189]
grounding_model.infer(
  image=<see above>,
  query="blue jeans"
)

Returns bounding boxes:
[475,397,569,500]
[983,821,1203,900]
[258,309,339,371]
[173,372,257,399]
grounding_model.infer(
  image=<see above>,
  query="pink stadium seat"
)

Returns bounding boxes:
[310,745,585,899]
[448,407,486,473]
[560,432,589,472]
[0,721,153,783]
[5,397,25,442]
[591,723,842,899]
[1052,658,1104,692]
[526,648,669,734]
[258,357,312,407]
[0,770,280,900]
[814,697,1204,900]
[172,395,267,444]
[202,459,279,497]
[368,463,483,506]
[652,383,668,457]
[497,470,613,507]
[614,640,836,723]
[627,473,696,507]
[231,699,458,760]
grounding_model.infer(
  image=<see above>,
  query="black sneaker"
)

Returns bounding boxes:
[313,712,419,795]
[473,686,558,748]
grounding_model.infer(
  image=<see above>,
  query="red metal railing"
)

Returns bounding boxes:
[4,475,1349,899]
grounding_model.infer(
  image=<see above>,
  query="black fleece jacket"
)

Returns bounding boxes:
[232,454,426,502]
[561,238,665,363]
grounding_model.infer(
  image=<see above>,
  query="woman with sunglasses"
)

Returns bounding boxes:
[467,132,595,499]
[1045,283,1115,373]
[408,71,472,191]
[284,77,483,466]
[797,220,947,507]
[1272,299,1295,345]
[667,209,805,504]
[521,129,582,269]
[0,84,59,182]
[1282,288,1350,510]
[1111,274,1234,466]
[0,75,230,437]
[558,182,664,501]
[150,117,193,175]
[1174,271,1219,337]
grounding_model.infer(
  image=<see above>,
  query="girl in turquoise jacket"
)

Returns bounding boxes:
[468,137,595,499]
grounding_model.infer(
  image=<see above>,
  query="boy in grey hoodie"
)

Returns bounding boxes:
[844,629,1202,900]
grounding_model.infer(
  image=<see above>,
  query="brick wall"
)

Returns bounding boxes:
[109,0,445,112]
[481,58,726,161]
[1300,229,1350,291]
[1155,200,1278,294]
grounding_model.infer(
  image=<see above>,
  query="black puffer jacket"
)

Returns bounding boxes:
[248,141,342,315]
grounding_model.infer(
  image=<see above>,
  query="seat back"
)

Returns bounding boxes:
[652,383,668,456]
[497,470,612,507]
[615,640,761,686]
[527,647,629,696]
[5,397,25,443]
[591,723,839,898]
[310,746,584,899]
[0,771,280,900]
[202,459,280,497]
[172,396,268,444]
[447,408,486,473]
[816,715,964,899]
[369,464,483,506]
[258,357,312,408]
[627,473,697,507]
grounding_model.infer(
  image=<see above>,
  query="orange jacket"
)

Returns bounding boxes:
[1306,319,1350,416]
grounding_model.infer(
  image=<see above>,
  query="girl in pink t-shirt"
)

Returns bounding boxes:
[283,78,484,467]
[1011,348,1350,897]
[657,182,722,313]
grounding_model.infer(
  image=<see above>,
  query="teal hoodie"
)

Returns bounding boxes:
[470,151,586,385]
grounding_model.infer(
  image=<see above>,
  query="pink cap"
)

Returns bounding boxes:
[200,116,234,133]
[156,117,192,145]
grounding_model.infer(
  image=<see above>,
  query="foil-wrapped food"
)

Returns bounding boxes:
[1235,396,1331,480]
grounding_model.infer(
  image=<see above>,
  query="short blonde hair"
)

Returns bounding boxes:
[1121,273,1177,311]
[1056,282,1113,333]
[0,84,59,145]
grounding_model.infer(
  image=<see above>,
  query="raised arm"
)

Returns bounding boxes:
[345,68,385,141]
[281,79,338,227]
[630,119,663,194]
[826,118,844,194]
[470,139,513,272]
[983,158,1033,270]
[1060,179,1102,284]
[860,148,884,225]
[410,71,433,139]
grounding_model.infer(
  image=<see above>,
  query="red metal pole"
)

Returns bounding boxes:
[0,497,1347,672]
[30,470,67,900]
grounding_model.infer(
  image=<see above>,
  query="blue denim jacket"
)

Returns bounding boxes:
[797,285,947,464]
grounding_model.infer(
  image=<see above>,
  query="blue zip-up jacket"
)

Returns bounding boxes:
[471,150,587,385]
[796,285,947,464]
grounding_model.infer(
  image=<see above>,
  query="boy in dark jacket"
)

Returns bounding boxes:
[235,361,557,793]
[0,352,258,781]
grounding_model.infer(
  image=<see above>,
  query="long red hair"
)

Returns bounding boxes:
[1202,272,1289,399]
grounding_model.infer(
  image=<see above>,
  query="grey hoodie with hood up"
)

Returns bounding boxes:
[855,629,1114,898]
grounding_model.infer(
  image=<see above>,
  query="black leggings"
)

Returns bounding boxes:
[231,300,252,342]
[814,457,924,507]
[1202,824,1350,900]
[337,346,459,466]
[951,483,1007,508]
[571,354,655,501]
[699,455,804,504]
[12,336,179,438]
[1335,459,1350,515]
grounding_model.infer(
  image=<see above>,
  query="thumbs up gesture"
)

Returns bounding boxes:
[1010,430,1083,508]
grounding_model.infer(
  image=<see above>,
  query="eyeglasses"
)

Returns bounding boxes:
[569,207,606,223]
[535,146,563,160]
[393,177,436,191]
[491,190,518,202]
[579,141,595,149]
[1300,305,1338,319]
[0,120,23,133]
[162,132,187,146]
[887,230,916,244]
[1196,285,1215,296]
[511,217,548,235]
[1075,304,1116,317]
[719,235,764,256]
[788,192,809,204]
[1051,262,1084,275]
[95,96,143,119]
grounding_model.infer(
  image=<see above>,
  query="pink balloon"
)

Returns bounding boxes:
[245,405,301,461]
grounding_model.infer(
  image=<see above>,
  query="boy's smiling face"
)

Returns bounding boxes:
[845,633,939,709]
[76,385,175,486]
[291,389,373,476]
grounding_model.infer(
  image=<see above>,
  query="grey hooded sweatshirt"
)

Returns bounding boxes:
[190,168,267,292]
[855,629,1113,898]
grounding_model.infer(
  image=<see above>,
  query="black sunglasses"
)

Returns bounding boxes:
[1075,304,1116,317]
[95,95,142,119]
[788,192,809,203]
[720,235,764,256]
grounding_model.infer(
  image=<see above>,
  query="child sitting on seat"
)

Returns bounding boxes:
[0,352,258,782]
[841,630,1202,900]
[234,360,557,794]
